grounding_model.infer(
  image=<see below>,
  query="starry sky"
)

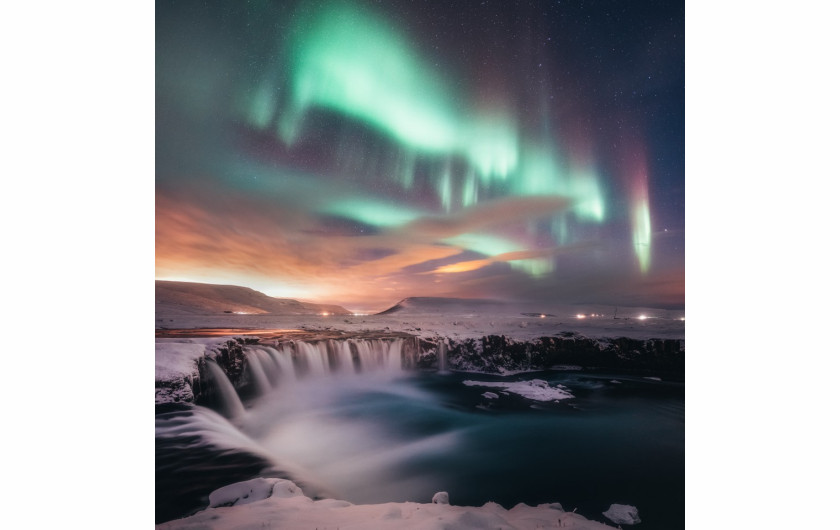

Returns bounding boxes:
[156,0,684,313]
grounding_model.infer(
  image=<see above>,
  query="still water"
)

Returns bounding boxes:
[156,367,683,528]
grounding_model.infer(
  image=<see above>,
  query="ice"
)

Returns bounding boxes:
[602,503,641,525]
[463,379,573,401]
[432,491,449,504]
[155,342,206,381]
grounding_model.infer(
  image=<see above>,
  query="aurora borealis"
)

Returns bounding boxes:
[156,0,684,312]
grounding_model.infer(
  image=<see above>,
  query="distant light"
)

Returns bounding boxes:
[576,314,586,319]
[540,314,546,318]
[321,312,330,316]
[234,311,250,315]
[638,315,647,320]
[590,313,596,317]
[679,317,685,321]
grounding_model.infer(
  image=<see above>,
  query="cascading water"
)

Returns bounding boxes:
[332,340,356,375]
[266,344,296,381]
[387,340,403,372]
[437,339,448,373]
[297,342,331,377]
[245,350,272,396]
[252,347,281,388]
[354,339,401,373]
[229,338,410,397]
[205,359,246,419]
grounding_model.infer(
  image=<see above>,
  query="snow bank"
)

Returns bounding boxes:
[209,477,304,507]
[463,379,574,401]
[155,342,209,404]
[602,503,641,525]
[431,491,449,504]
[157,479,615,529]
[155,342,206,381]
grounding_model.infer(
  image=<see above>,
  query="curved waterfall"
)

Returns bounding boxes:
[209,338,408,415]
[205,360,246,419]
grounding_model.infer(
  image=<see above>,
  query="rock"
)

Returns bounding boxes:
[603,503,641,525]
[432,491,450,504]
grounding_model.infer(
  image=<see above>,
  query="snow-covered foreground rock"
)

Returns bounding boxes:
[157,478,616,530]
[602,503,641,525]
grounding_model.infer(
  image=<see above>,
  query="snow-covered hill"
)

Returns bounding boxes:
[377,297,512,315]
[156,280,351,316]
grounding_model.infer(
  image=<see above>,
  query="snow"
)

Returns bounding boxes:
[155,338,250,404]
[602,503,641,525]
[157,479,615,529]
[481,392,499,399]
[463,379,574,401]
[156,302,684,342]
[208,477,304,507]
[155,341,215,404]
[155,342,206,381]
[431,491,449,504]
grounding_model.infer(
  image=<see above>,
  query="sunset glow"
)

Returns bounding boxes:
[156,0,684,312]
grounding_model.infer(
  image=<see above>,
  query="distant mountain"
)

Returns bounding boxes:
[155,281,351,316]
[376,296,683,321]
[377,297,511,315]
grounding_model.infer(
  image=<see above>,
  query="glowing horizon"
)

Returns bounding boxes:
[156,0,684,310]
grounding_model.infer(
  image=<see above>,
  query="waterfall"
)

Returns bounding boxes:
[298,342,330,377]
[438,339,449,373]
[253,347,281,387]
[264,345,296,381]
[332,340,356,375]
[354,339,404,374]
[217,338,407,417]
[388,340,404,372]
[245,350,272,395]
[205,360,246,419]
[354,340,376,372]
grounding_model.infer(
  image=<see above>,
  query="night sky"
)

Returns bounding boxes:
[156,0,684,312]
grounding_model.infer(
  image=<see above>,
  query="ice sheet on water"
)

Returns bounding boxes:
[463,379,573,401]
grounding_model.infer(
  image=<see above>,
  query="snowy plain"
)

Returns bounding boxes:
[156,305,685,342]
